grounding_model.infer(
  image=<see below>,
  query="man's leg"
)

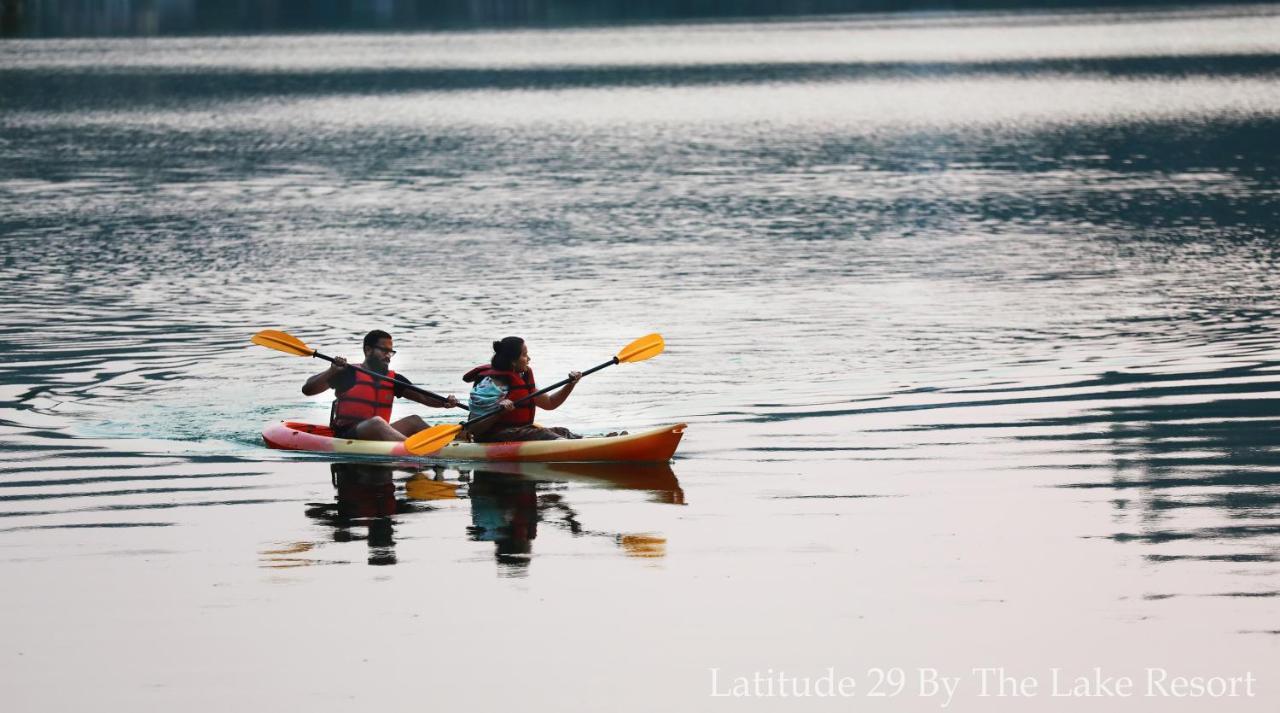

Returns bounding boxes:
[353,416,409,441]
[391,414,427,437]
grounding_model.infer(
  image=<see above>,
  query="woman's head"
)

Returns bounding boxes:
[491,336,528,372]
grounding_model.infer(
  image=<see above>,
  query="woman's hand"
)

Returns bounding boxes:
[444,394,458,408]
[498,399,515,411]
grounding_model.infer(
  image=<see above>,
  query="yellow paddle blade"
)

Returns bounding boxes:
[251,329,314,357]
[616,333,664,363]
[404,423,463,456]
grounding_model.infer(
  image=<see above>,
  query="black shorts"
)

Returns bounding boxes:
[332,422,360,440]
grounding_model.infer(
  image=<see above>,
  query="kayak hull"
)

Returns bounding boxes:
[262,421,686,463]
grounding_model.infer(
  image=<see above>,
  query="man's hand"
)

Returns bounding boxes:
[329,356,348,373]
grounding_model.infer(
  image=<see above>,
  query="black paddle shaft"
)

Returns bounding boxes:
[461,357,619,428]
[312,350,468,411]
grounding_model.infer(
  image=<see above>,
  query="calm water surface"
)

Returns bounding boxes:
[2,6,1280,711]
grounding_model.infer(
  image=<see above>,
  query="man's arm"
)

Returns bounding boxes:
[302,357,349,396]
[395,374,458,409]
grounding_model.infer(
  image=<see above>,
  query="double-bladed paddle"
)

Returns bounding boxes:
[403,333,665,456]
[251,329,466,410]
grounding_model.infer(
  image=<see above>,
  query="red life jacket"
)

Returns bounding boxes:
[331,368,397,431]
[463,365,536,427]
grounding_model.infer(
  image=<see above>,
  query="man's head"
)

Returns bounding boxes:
[362,329,394,370]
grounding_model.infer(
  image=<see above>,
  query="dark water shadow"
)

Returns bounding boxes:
[756,375,1280,425]
[954,371,1280,574]
[4,53,1280,112]
[1042,396,1280,569]
[829,355,1280,602]
[5,1,1265,39]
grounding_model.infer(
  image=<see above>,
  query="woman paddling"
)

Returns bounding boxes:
[463,337,583,442]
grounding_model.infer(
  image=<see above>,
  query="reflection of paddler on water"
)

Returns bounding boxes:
[410,462,684,571]
[296,462,446,566]
[464,472,540,569]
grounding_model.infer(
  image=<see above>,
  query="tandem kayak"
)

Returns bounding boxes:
[262,421,686,463]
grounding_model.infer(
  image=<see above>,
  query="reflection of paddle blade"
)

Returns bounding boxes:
[405,474,459,501]
[616,333,664,363]
[260,542,314,556]
[252,329,314,357]
[259,541,319,568]
[619,534,666,558]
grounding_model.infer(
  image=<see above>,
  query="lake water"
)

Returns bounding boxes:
[2,5,1279,711]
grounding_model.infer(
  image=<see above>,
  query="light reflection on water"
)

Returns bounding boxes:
[3,7,1278,71]
[2,6,1280,711]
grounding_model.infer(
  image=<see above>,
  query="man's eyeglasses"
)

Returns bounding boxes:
[373,346,397,356]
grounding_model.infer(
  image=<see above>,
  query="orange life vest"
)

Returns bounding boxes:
[331,369,397,431]
[463,365,536,427]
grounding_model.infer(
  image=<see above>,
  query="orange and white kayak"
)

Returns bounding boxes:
[262,421,686,463]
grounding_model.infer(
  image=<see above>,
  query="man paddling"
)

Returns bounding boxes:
[302,330,457,441]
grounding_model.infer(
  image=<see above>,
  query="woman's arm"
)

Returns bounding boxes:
[533,371,582,411]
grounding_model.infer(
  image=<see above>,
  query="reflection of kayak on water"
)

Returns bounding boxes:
[262,421,686,463]
[470,461,682,500]
[406,460,684,505]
